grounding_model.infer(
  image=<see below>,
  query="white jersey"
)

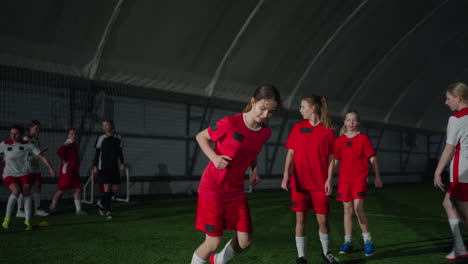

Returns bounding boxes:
[23,134,41,173]
[0,140,41,178]
[447,108,468,183]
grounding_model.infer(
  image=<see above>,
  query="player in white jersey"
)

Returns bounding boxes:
[1,125,56,230]
[434,82,468,260]
[17,120,49,217]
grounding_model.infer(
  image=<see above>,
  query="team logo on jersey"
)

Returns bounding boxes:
[291,201,297,207]
[19,147,24,151]
[346,141,352,147]
[337,193,342,198]
[300,128,312,133]
[233,132,244,142]
[7,147,12,151]
[211,125,218,132]
[358,192,365,197]
[205,224,215,233]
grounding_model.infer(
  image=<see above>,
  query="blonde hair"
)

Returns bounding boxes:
[301,95,332,129]
[446,82,468,103]
[339,110,361,136]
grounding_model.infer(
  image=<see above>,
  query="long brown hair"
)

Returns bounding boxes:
[243,84,282,112]
[301,95,332,129]
[339,110,360,136]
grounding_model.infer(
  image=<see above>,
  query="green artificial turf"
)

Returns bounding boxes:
[0,183,465,264]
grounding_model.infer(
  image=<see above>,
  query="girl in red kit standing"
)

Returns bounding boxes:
[333,110,382,257]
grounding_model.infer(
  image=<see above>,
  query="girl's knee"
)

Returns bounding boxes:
[238,237,253,250]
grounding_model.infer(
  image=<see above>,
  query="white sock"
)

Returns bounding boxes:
[449,218,467,251]
[50,200,57,209]
[191,252,207,264]
[6,194,18,217]
[344,235,352,243]
[74,200,82,212]
[24,196,32,221]
[33,192,41,210]
[17,194,23,211]
[295,236,306,258]
[215,239,237,264]
[319,232,329,254]
[362,232,372,243]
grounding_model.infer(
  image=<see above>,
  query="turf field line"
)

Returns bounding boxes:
[332,210,447,222]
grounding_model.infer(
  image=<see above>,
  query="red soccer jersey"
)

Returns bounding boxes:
[198,114,271,199]
[57,141,80,176]
[285,120,335,191]
[334,133,375,184]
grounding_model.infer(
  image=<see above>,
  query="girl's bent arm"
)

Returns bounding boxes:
[196,129,232,169]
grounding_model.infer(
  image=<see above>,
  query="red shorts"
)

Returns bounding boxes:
[449,182,468,201]
[336,181,368,202]
[3,175,31,188]
[195,194,252,237]
[290,187,330,214]
[58,173,81,191]
[29,173,41,184]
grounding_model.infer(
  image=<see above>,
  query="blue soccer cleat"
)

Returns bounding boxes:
[339,241,353,254]
[364,240,375,256]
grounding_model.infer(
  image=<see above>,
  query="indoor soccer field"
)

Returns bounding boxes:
[0,183,465,264]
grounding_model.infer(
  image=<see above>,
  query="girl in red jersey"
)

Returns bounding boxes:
[191,85,281,264]
[434,82,468,260]
[281,95,337,264]
[333,110,382,257]
[49,129,87,216]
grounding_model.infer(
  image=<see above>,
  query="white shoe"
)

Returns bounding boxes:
[16,210,25,218]
[105,211,112,220]
[35,209,49,216]
[446,247,468,260]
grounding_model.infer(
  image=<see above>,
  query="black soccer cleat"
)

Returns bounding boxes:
[297,256,308,264]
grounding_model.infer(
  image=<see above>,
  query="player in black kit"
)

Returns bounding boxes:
[92,120,125,220]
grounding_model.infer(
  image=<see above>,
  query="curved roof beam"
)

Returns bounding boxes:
[85,0,126,79]
[341,0,448,116]
[205,0,265,97]
[284,0,368,108]
[383,72,422,124]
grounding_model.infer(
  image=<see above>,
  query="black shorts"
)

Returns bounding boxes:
[97,167,121,184]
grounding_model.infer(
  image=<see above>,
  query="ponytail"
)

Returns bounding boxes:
[301,95,333,129]
[319,96,333,129]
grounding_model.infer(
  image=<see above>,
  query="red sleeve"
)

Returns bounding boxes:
[285,124,297,150]
[334,136,342,160]
[207,116,230,142]
[363,135,376,158]
[56,144,69,161]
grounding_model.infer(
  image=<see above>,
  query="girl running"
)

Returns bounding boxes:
[1,125,55,230]
[434,82,468,260]
[18,120,49,217]
[49,128,87,216]
[333,110,383,257]
[281,95,338,264]
[191,84,281,264]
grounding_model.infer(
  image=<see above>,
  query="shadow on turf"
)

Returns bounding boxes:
[338,239,467,264]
